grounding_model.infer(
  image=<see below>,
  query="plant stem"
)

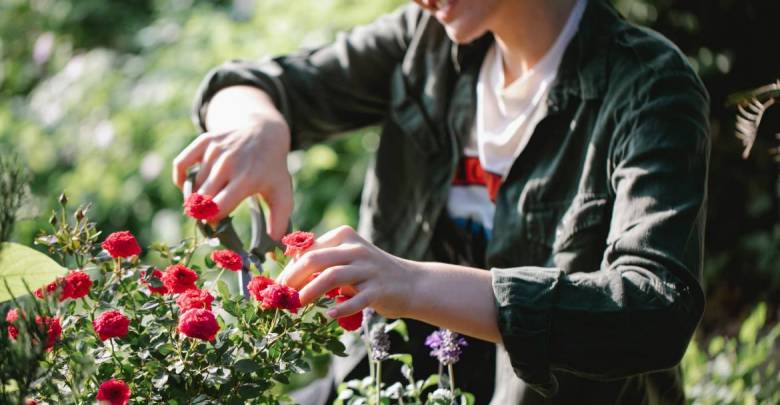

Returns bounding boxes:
[109,339,123,375]
[438,362,443,389]
[448,363,456,402]
[212,268,225,292]
[375,360,382,405]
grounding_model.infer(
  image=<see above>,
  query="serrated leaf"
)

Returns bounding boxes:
[0,242,67,301]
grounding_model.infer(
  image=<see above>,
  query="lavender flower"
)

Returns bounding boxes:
[425,329,467,366]
[369,323,391,361]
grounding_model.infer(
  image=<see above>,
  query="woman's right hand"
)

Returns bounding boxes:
[172,87,293,240]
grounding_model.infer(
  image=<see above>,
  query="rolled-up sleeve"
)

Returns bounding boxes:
[492,71,710,397]
[192,4,421,149]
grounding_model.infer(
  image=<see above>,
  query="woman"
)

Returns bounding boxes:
[173,0,709,403]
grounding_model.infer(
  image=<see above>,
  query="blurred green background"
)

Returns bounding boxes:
[1,0,778,402]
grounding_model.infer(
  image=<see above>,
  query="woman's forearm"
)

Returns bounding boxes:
[205,85,286,134]
[405,260,502,343]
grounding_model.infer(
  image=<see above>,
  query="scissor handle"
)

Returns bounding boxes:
[183,169,283,297]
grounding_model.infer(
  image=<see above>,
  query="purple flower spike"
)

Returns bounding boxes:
[425,329,467,365]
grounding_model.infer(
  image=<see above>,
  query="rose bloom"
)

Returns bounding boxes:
[34,315,61,351]
[101,231,141,258]
[259,284,302,314]
[161,264,198,293]
[247,275,275,301]
[336,296,363,331]
[6,308,20,339]
[93,310,130,341]
[33,279,60,300]
[184,193,219,221]
[61,270,92,300]
[211,249,243,271]
[281,231,315,258]
[177,308,220,341]
[139,268,168,295]
[96,378,131,405]
[176,289,214,313]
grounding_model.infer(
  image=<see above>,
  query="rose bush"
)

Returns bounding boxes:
[1,195,350,404]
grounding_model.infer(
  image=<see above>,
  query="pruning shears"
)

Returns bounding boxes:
[183,169,286,298]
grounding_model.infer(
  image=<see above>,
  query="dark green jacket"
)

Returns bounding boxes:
[194,1,709,403]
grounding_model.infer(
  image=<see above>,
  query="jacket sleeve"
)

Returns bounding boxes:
[192,4,422,150]
[491,71,710,397]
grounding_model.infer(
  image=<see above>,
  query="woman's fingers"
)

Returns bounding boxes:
[298,265,365,305]
[327,291,373,318]
[212,180,246,222]
[278,244,362,289]
[264,183,294,241]
[172,133,214,189]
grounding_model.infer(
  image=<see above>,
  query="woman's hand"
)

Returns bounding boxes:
[172,87,293,240]
[277,226,419,319]
[278,225,502,343]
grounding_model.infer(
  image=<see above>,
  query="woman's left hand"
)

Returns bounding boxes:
[277,225,419,319]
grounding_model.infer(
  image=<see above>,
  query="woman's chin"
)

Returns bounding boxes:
[443,24,485,45]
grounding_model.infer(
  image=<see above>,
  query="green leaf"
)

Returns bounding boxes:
[422,374,440,391]
[272,374,290,384]
[217,280,231,300]
[739,302,766,344]
[387,353,413,367]
[386,319,409,342]
[325,338,347,356]
[0,242,67,301]
[234,358,261,374]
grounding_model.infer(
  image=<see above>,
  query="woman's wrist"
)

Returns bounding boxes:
[398,259,501,343]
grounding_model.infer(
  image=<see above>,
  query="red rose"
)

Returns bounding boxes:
[177,308,220,341]
[139,268,168,295]
[281,231,315,258]
[161,264,198,294]
[93,310,130,341]
[259,284,302,314]
[26,399,37,405]
[101,231,141,258]
[176,289,214,313]
[61,271,92,300]
[336,296,363,331]
[211,249,243,271]
[183,193,219,221]
[34,315,61,351]
[34,279,60,300]
[6,308,20,340]
[96,378,130,405]
[247,275,275,301]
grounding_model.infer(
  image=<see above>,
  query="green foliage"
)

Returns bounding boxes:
[1,199,345,403]
[0,151,30,246]
[0,242,67,302]
[682,303,780,404]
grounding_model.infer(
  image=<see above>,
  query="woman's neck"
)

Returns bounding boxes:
[489,0,579,85]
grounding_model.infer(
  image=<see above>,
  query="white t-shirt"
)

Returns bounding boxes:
[447,0,587,239]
